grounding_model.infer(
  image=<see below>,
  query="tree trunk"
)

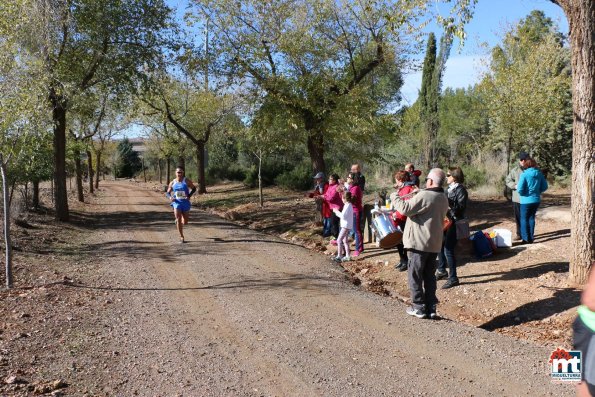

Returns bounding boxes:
[51,93,69,221]
[95,151,101,190]
[177,156,185,169]
[142,157,147,183]
[258,152,263,208]
[158,159,162,184]
[32,180,40,210]
[196,142,207,194]
[87,150,94,194]
[74,153,84,202]
[306,129,326,174]
[166,157,171,184]
[1,159,13,288]
[565,1,595,284]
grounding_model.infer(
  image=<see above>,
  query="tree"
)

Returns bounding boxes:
[0,0,50,287]
[141,76,236,194]
[26,0,174,221]
[478,11,571,177]
[548,0,595,284]
[410,0,593,284]
[193,0,405,174]
[115,138,142,178]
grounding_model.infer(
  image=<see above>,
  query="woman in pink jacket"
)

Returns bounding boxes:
[323,174,343,242]
[348,172,364,256]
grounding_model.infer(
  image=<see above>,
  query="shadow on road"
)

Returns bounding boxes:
[459,261,569,286]
[63,274,343,293]
[479,286,580,331]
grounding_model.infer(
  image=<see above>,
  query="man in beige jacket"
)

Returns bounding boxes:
[394,168,449,319]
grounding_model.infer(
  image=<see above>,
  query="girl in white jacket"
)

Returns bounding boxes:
[333,191,354,262]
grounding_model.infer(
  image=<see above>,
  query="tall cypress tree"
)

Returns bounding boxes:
[419,32,452,169]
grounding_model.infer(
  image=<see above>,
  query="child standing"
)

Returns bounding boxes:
[333,191,354,262]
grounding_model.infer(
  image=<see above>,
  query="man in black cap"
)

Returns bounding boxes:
[505,151,529,240]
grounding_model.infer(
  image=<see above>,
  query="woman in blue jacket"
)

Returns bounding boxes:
[516,158,548,243]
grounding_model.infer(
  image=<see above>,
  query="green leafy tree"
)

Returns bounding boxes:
[192,0,405,174]
[479,10,571,177]
[24,0,174,221]
[115,138,142,178]
[141,74,237,194]
[0,0,51,287]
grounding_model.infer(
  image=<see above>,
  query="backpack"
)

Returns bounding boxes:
[471,230,494,259]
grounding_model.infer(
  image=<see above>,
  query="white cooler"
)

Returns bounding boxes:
[493,228,512,247]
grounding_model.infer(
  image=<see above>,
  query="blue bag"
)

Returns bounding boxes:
[470,230,493,259]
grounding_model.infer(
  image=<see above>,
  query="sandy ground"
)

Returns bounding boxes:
[0,180,577,396]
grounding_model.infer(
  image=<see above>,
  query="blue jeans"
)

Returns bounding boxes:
[437,224,458,280]
[322,217,332,237]
[520,202,540,242]
[351,212,363,252]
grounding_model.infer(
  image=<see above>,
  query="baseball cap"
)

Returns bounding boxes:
[313,172,325,179]
[519,151,530,161]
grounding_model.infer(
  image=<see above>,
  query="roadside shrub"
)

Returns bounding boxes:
[243,161,289,188]
[460,165,486,189]
[206,165,246,183]
[275,162,312,191]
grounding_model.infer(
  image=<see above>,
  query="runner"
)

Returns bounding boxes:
[166,166,197,243]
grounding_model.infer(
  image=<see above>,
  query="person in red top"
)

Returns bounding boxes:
[347,172,364,256]
[322,174,343,241]
[309,172,331,236]
[390,170,416,271]
[405,163,422,187]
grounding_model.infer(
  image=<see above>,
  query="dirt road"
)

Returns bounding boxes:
[64,181,573,396]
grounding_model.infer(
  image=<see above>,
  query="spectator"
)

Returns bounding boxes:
[436,167,468,289]
[405,163,422,187]
[332,191,354,263]
[517,157,548,244]
[323,174,343,243]
[394,168,449,319]
[505,152,528,240]
[347,172,364,256]
[308,172,331,236]
[388,170,415,271]
[350,163,366,192]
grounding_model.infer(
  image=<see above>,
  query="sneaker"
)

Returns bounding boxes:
[435,270,448,280]
[442,278,460,289]
[406,306,426,319]
[341,256,351,262]
[330,239,338,246]
[351,250,360,257]
[427,305,437,319]
[332,256,342,262]
[396,261,408,272]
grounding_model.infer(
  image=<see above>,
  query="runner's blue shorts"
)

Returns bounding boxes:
[171,199,191,212]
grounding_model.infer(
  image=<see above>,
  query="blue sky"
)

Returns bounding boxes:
[400,0,569,105]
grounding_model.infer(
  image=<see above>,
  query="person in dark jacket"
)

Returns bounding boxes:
[350,163,366,192]
[436,167,468,289]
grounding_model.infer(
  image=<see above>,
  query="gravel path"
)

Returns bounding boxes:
[67,181,573,396]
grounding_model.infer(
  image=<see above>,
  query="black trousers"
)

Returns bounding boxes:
[513,201,521,238]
